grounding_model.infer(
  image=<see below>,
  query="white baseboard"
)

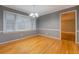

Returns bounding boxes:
[76,42,79,44]
[38,34,60,40]
[0,34,37,44]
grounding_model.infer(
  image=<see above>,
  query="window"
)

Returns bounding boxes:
[16,14,25,30]
[3,11,36,33]
[24,17,32,31]
[32,18,36,30]
[16,14,32,31]
[4,11,16,32]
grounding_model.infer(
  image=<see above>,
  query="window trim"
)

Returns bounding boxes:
[3,11,16,33]
[3,11,35,33]
[15,13,33,31]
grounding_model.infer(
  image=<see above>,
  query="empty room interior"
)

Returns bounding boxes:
[0,5,79,54]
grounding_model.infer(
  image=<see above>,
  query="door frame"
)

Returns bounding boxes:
[60,10,77,43]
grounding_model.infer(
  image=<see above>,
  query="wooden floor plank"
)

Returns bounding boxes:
[0,35,79,54]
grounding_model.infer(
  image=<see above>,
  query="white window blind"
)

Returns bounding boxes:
[16,14,32,31]
[24,17,32,31]
[16,14,25,30]
[4,11,16,32]
[32,18,36,30]
[4,11,36,32]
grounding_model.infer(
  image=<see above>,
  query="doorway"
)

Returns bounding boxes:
[61,10,76,42]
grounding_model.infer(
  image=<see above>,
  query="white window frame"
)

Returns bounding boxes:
[3,11,16,33]
[3,11,34,33]
[32,18,36,30]
[15,14,32,31]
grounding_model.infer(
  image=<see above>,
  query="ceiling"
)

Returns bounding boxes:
[3,5,76,17]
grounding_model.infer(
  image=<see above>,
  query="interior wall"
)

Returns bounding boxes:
[37,6,79,41]
[37,12,60,39]
[0,5,37,43]
[0,31,36,43]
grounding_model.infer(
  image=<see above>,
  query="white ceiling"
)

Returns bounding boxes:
[3,5,76,16]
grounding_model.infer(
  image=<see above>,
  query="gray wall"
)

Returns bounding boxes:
[37,6,79,42]
[38,12,60,38]
[0,5,37,43]
[0,30,36,43]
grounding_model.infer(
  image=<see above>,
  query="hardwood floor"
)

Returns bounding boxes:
[0,35,79,54]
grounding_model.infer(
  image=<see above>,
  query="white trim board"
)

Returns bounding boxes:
[38,28,60,31]
[76,42,79,44]
[38,34,60,40]
[0,34,37,44]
